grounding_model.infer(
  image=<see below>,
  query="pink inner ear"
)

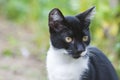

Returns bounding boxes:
[51,11,63,21]
[49,8,64,22]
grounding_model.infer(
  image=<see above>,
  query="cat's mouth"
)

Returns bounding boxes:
[72,54,80,59]
[71,50,87,59]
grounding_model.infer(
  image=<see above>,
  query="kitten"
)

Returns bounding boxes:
[46,7,119,80]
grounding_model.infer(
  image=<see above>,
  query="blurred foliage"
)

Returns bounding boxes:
[2,49,13,57]
[0,0,120,78]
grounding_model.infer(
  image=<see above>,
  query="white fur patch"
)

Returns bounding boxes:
[81,49,87,57]
[46,45,89,80]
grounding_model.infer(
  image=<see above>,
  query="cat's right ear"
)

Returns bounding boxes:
[48,8,65,32]
[76,6,96,21]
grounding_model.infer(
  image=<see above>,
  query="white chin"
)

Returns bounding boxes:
[80,50,87,57]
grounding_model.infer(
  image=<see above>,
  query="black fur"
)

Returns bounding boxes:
[49,8,92,58]
[48,7,119,80]
[81,47,119,80]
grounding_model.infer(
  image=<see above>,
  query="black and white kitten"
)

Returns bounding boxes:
[46,7,118,80]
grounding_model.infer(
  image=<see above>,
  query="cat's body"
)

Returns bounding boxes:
[47,46,118,80]
[46,7,118,80]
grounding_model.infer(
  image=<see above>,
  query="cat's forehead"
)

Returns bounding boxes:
[65,16,80,25]
[65,16,80,23]
[65,16,83,33]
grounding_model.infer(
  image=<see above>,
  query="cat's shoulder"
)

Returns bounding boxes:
[87,46,104,55]
[87,46,111,64]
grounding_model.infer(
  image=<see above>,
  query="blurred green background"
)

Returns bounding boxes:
[0,0,120,80]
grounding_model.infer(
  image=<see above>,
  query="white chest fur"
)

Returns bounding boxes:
[46,46,89,80]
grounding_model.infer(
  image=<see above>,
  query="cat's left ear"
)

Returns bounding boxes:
[48,8,65,32]
[76,6,96,21]
[49,8,64,22]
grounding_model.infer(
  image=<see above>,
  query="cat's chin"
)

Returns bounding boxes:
[72,54,80,59]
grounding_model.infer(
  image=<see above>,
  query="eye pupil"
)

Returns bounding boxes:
[83,36,88,41]
[65,37,72,43]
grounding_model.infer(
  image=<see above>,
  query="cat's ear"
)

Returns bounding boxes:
[76,6,96,21]
[48,8,65,32]
[49,8,64,22]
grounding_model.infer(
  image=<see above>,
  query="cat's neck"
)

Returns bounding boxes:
[46,44,89,80]
[48,45,73,61]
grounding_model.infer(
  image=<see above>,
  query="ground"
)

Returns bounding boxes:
[0,57,46,80]
[0,18,47,80]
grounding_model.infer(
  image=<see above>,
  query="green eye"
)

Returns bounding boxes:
[65,37,72,43]
[82,36,88,41]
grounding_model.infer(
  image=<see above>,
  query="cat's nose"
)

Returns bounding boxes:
[76,44,85,53]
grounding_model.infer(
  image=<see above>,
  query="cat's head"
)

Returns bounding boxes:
[48,7,95,59]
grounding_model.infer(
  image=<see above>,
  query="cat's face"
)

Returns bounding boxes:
[48,7,95,59]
